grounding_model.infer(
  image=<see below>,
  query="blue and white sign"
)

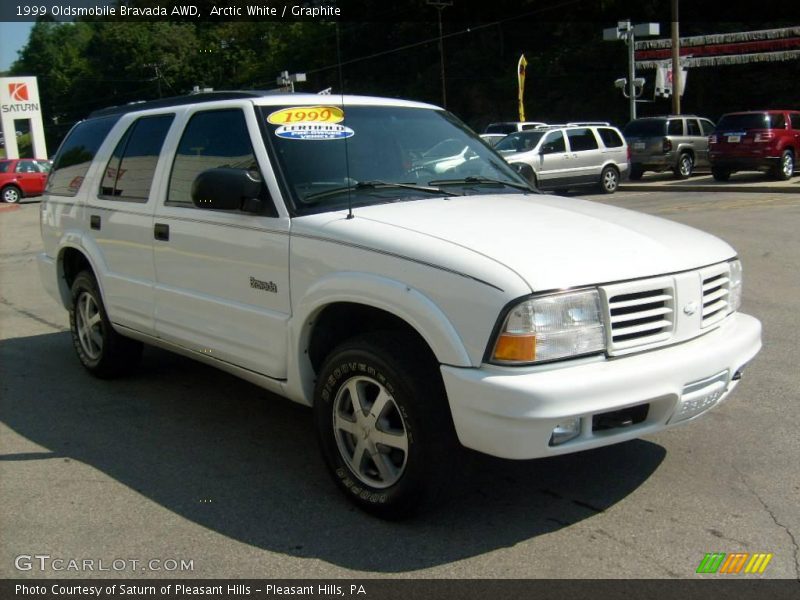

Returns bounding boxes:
[275,122,354,141]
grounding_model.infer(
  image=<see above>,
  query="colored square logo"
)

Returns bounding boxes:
[9,83,29,102]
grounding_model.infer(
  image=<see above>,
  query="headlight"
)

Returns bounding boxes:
[728,259,742,313]
[491,289,607,364]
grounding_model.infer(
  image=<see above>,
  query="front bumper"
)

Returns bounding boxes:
[441,312,761,459]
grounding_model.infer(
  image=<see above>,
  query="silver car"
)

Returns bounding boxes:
[624,115,715,180]
[496,125,629,194]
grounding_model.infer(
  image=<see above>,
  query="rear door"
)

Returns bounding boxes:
[565,128,602,184]
[84,112,175,334]
[152,103,291,379]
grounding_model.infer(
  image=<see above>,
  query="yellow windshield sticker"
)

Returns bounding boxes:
[267,106,344,125]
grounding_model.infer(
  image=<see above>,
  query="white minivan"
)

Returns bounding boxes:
[39,92,760,518]
[496,124,629,193]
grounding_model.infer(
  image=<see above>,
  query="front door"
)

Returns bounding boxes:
[152,105,291,379]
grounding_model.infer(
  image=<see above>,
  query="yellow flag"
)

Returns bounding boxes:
[517,54,528,121]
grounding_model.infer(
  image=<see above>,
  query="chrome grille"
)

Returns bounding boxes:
[701,267,731,328]
[607,286,674,351]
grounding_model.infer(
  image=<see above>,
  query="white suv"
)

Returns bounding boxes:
[495,124,629,193]
[39,92,761,518]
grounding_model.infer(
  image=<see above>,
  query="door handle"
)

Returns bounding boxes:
[90,215,101,230]
[154,223,170,241]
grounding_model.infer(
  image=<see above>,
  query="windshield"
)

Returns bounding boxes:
[495,131,545,153]
[623,119,666,137]
[261,105,530,214]
[716,113,776,130]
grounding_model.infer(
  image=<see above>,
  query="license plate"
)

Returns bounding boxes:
[727,135,741,143]
[633,142,645,150]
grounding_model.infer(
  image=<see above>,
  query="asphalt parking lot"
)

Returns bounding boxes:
[1,190,798,579]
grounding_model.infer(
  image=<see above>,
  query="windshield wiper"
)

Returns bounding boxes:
[427,176,535,192]
[302,180,460,203]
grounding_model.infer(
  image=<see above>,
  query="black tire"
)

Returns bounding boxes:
[69,271,142,378]
[553,188,570,195]
[675,152,694,179]
[599,165,619,194]
[628,165,644,180]
[773,149,794,181]
[1,185,22,204]
[711,167,731,182]
[314,331,456,519]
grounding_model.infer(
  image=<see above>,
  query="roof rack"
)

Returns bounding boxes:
[88,89,287,118]
[567,121,610,126]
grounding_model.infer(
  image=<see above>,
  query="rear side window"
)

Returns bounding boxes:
[167,109,258,207]
[566,128,599,151]
[667,120,683,135]
[700,119,715,135]
[597,128,623,148]
[791,113,800,130]
[100,114,174,202]
[687,119,701,136]
[771,113,786,129]
[48,115,120,197]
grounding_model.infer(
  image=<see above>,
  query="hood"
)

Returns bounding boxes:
[293,194,736,293]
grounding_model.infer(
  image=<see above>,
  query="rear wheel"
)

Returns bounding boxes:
[628,165,644,180]
[773,149,794,181]
[314,332,456,519]
[69,271,142,378]
[712,167,731,182]
[599,165,619,194]
[1,185,21,203]
[675,152,694,179]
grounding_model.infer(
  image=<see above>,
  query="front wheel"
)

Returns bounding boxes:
[1,185,21,203]
[675,152,694,179]
[599,166,619,194]
[69,271,142,378]
[314,332,456,519]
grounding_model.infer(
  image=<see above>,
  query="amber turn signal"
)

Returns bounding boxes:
[493,333,536,362]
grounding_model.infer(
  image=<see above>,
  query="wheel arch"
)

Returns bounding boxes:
[285,272,472,406]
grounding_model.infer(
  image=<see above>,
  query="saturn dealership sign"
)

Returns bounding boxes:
[0,76,48,159]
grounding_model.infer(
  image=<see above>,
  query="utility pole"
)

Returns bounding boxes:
[427,0,452,109]
[671,0,681,114]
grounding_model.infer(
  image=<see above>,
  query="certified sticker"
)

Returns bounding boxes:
[267,106,344,125]
[275,123,355,140]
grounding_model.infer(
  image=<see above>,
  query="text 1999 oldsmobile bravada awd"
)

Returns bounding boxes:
[38,92,762,518]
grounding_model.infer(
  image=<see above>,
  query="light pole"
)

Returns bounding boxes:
[604,20,660,121]
[671,0,681,114]
[427,0,452,109]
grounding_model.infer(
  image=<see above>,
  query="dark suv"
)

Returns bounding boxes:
[709,110,800,181]
[624,115,715,180]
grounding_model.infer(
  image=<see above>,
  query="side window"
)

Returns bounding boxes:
[597,128,623,148]
[791,113,800,130]
[700,119,715,136]
[47,115,120,197]
[15,160,39,173]
[667,119,684,136]
[566,128,599,152]
[100,114,174,202]
[687,119,701,136]
[541,131,566,154]
[771,113,786,129]
[167,109,258,207]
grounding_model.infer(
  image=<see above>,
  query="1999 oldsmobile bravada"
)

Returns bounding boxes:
[38,92,762,518]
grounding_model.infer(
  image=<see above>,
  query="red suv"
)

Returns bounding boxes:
[709,110,800,181]
[0,158,52,203]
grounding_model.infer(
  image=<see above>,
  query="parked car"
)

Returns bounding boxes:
[495,124,629,193]
[623,115,715,180]
[709,110,800,181]
[484,121,547,134]
[479,133,506,147]
[0,158,52,203]
[39,92,760,518]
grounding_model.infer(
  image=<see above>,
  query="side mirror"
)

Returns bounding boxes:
[191,167,266,212]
